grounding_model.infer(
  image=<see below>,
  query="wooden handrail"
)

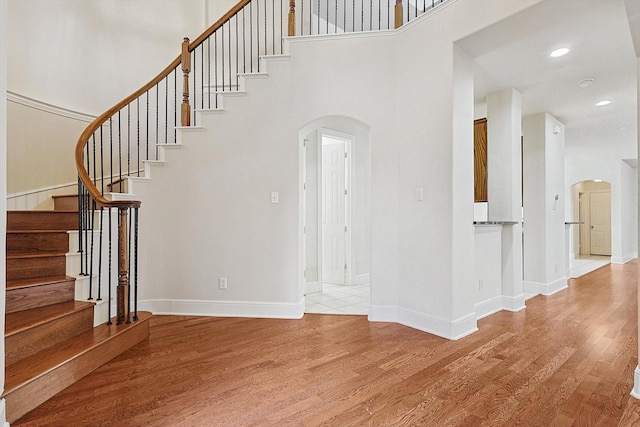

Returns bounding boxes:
[75,0,260,205]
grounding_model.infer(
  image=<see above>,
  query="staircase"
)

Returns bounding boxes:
[3,196,151,423]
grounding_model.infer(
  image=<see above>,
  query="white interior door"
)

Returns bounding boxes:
[589,191,611,256]
[322,139,346,284]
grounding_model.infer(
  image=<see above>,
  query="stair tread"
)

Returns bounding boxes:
[6,301,95,338]
[8,210,78,213]
[4,312,151,394]
[6,251,68,259]
[7,229,70,234]
[7,276,75,290]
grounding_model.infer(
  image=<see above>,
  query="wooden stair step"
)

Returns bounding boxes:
[3,312,151,423]
[6,230,70,254]
[6,276,76,314]
[52,194,78,211]
[6,252,67,281]
[6,301,95,367]
[7,210,78,231]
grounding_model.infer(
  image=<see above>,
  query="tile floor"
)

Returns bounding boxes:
[305,283,370,315]
[569,255,611,278]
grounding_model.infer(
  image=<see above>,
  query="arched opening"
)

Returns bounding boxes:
[569,179,612,277]
[298,116,371,315]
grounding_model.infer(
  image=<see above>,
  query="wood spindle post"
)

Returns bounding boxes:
[116,207,129,325]
[288,0,296,37]
[394,0,403,29]
[181,37,191,127]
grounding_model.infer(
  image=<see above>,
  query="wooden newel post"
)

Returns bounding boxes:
[181,37,191,127]
[394,0,403,29]
[288,0,295,37]
[117,207,130,325]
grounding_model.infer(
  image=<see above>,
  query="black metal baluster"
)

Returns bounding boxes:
[155,83,159,156]
[77,181,84,283]
[100,127,104,194]
[165,76,169,144]
[300,0,304,35]
[264,0,267,55]
[97,207,104,301]
[118,111,122,187]
[107,207,112,325]
[146,91,150,161]
[88,199,95,300]
[229,21,232,90]
[250,2,254,72]
[352,0,355,32]
[317,0,320,34]
[133,207,139,321]
[192,51,197,125]
[215,32,219,105]
[136,99,140,175]
[127,104,131,176]
[271,0,275,53]
[174,68,178,141]
[110,117,113,194]
[208,37,212,109]
[361,0,364,31]
[127,208,132,324]
[200,44,204,110]
[335,0,338,33]
[257,1,261,72]
[222,24,226,88]
[243,8,247,73]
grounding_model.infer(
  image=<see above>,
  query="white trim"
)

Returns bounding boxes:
[354,273,371,285]
[523,277,568,296]
[7,90,97,123]
[369,304,477,340]
[139,298,304,319]
[612,254,637,264]
[7,180,77,200]
[475,296,503,320]
[631,366,640,399]
[0,399,7,427]
[501,294,526,312]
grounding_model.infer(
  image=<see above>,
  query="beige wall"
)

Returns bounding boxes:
[7,100,89,194]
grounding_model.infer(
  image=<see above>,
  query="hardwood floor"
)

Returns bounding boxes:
[13,261,640,426]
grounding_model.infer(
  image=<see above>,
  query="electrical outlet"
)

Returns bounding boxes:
[219,277,228,289]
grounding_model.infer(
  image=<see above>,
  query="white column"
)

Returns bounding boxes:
[0,0,8,422]
[632,58,640,400]
[522,113,567,296]
[486,89,525,311]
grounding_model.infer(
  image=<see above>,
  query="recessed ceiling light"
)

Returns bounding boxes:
[578,78,594,88]
[595,100,611,106]
[550,47,570,57]
[593,179,603,183]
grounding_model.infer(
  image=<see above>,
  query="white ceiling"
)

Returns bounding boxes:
[458,0,637,155]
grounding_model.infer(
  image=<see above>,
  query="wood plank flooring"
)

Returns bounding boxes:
[13,261,640,426]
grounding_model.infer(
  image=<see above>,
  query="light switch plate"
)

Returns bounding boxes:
[271,192,279,204]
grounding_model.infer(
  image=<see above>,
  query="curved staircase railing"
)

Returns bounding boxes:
[74,0,446,325]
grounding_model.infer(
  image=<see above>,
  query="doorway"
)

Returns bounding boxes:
[299,119,371,315]
[570,180,611,277]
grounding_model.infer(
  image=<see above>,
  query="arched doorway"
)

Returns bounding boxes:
[298,116,371,315]
[570,180,611,277]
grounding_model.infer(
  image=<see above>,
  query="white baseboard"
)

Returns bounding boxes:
[475,296,503,320]
[523,277,567,297]
[0,399,7,427]
[632,366,640,399]
[612,254,637,264]
[354,273,371,285]
[501,294,526,312]
[139,298,304,319]
[369,304,477,340]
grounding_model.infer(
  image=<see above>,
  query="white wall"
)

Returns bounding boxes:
[129,0,542,339]
[1,0,8,422]
[522,113,567,294]
[565,115,638,263]
[8,0,206,115]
